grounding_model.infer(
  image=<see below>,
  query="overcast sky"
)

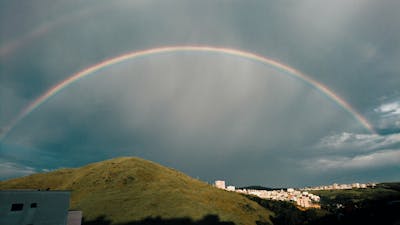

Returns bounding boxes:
[1,0,399,187]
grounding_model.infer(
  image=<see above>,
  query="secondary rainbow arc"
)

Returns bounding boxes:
[0,46,376,140]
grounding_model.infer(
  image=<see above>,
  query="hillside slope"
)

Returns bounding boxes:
[0,157,272,225]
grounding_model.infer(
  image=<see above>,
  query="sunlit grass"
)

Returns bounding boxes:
[0,157,272,225]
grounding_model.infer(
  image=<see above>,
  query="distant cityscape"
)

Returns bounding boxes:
[301,182,377,191]
[214,180,377,209]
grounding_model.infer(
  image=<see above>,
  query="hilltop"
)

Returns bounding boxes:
[0,157,272,225]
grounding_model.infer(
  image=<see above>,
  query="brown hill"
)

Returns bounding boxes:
[0,157,272,225]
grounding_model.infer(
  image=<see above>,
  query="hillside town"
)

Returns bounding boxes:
[214,180,377,209]
[301,182,377,191]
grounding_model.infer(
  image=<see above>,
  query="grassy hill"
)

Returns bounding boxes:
[0,157,272,225]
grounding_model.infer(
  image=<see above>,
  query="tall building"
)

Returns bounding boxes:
[215,180,226,189]
[0,190,72,225]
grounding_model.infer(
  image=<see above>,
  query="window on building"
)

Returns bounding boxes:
[30,203,37,208]
[11,203,24,211]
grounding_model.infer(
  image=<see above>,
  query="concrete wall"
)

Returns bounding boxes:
[67,211,82,225]
[0,190,70,225]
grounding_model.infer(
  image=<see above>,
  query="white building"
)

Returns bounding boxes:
[0,190,72,225]
[215,180,226,189]
[226,186,236,191]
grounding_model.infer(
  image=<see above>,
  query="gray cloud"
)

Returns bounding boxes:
[375,101,400,116]
[301,132,400,184]
[371,98,400,133]
[2,54,362,186]
[316,132,400,152]
[0,160,36,179]
[306,149,400,171]
[1,0,400,186]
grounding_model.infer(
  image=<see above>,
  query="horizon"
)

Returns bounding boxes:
[0,155,397,189]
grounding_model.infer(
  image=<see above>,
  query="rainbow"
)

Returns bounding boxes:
[0,46,376,140]
[0,6,105,58]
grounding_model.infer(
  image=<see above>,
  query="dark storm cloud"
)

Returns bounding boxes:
[1,54,365,186]
[1,0,400,186]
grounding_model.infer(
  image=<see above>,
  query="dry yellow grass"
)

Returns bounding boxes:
[0,157,272,225]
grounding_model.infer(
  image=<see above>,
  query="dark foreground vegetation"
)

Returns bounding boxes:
[246,182,400,225]
[83,214,237,225]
